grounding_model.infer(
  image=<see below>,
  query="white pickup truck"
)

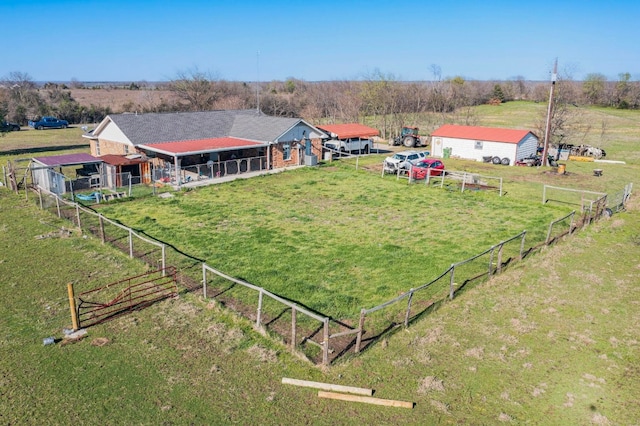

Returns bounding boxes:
[324,137,373,154]
[383,150,429,174]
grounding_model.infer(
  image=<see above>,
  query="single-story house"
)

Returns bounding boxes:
[31,153,103,195]
[83,109,328,184]
[430,124,538,166]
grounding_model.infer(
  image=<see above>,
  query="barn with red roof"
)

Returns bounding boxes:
[430,124,538,166]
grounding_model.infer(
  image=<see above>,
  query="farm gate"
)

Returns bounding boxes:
[77,267,178,328]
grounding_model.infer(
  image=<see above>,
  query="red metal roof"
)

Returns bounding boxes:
[317,123,379,139]
[100,154,147,166]
[143,137,266,155]
[431,124,532,144]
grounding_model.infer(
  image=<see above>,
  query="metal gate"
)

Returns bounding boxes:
[77,267,178,328]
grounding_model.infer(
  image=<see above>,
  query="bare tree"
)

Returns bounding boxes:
[168,68,221,111]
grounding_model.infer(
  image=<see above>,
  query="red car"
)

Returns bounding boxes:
[410,158,445,179]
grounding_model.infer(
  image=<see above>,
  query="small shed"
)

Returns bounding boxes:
[31,153,103,195]
[430,124,538,166]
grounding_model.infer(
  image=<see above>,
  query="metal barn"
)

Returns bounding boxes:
[431,124,538,166]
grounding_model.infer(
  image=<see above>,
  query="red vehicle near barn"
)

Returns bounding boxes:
[410,158,445,179]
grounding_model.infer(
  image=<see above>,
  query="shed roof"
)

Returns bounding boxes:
[431,124,534,144]
[316,123,380,139]
[32,153,102,167]
[141,137,267,156]
[100,154,148,166]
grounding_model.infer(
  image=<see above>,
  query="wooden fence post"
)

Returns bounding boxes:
[519,231,526,260]
[128,229,133,258]
[291,306,297,350]
[161,244,166,273]
[449,265,456,300]
[256,289,263,328]
[202,264,207,299]
[38,189,43,210]
[99,214,105,244]
[355,309,366,353]
[497,244,504,274]
[67,282,79,331]
[55,196,61,218]
[404,289,414,327]
[322,318,330,366]
[75,204,81,230]
[488,246,495,278]
[546,221,554,244]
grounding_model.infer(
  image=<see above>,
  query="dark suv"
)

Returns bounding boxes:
[0,120,20,132]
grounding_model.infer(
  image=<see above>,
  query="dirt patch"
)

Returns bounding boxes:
[417,376,445,394]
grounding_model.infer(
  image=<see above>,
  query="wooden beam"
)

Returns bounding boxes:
[281,377,372,396]
[318,391,414,409]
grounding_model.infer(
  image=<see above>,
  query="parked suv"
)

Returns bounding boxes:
[0,120,20,132]
[383,150,429,174]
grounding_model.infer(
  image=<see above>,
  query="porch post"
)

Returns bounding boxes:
[267,142,272,170]
[174,156,181,187]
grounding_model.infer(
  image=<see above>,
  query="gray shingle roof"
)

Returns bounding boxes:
[108,109,302,145]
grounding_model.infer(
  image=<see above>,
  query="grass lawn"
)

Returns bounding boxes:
[94,162,576,320]
[1,102,639,424]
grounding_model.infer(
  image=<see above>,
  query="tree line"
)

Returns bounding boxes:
[2,69,638,142]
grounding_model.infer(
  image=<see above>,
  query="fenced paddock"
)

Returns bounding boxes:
[24,177,633,365]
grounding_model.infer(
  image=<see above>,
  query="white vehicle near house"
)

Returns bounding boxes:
[324,137,373,154]
[383,150,429,174]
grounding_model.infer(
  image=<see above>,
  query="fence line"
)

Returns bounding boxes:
[383,163,504,196]
[546,211,576,244]
[203,264,332,365]
[25,180,633,365]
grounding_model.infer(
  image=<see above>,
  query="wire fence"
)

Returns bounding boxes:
[25,180,633,365]
[382,163,504,196]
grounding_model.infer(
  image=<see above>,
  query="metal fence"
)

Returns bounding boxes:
[382,164,504,196]
[27,179,632,365]
[354,231,526,352]
[34,186,353,365]
[155,156,268,185]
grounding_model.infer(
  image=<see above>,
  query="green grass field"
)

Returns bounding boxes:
[1,103,639,424]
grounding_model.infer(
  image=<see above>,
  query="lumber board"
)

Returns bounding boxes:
[317,391,414,409]
[281,377,373,396]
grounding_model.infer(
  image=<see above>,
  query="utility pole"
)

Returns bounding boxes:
[542,58,558,167]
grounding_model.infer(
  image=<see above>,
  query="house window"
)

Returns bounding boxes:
[124,145,130,155]
[475,141,483,150]
[283,144,291,161]
[95,141,101,156]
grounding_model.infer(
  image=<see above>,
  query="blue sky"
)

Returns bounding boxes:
[2,0,638,83]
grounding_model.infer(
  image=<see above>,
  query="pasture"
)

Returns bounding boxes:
[1,102,639,424]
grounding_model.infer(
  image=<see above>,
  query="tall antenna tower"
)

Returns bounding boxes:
[256,51,260,114]
[542,58,558,167]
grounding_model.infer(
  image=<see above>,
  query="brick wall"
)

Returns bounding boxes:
[270,138,323,169]
[90,139,133,157]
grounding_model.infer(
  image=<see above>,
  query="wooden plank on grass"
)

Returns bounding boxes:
[281,377,373,396]
[317,391,414,409]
